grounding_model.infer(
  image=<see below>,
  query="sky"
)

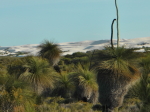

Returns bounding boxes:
[0,0,150,46]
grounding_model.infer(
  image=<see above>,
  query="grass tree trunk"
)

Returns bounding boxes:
[98,69,131,112]
[115,0,120,48]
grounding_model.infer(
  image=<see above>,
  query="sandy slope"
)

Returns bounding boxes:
[0,37,150,56]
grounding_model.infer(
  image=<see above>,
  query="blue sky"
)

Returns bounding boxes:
[0,0,150,46]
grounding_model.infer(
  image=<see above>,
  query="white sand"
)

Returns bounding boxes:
[0,37,150,56]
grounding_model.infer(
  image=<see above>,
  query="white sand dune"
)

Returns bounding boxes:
[0,37,150,56]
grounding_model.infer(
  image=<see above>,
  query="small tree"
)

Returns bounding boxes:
[38,40,62,66]
[70,63,98,104]
[20,56,56,94]
[52,73,75,98]
[97,47,140,112]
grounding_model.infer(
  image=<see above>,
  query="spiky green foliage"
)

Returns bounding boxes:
[52,73,75,98]
[70,63,98,104]
[98,47,141,80]
[38,40,62,66]
[97,47,140,112]
[20,56,56,94]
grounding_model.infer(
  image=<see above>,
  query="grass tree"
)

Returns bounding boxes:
[52,72,75,98]
[20,56,56,95]
[97,47,140,112]
[38,40,62,66]
[70,63,98,104]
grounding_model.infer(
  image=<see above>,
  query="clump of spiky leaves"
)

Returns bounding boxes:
[38,40,62,66]
[51,72,75,98]
[97,47,140,111]
[20,56,57,94]
[127,54,150,111]
[70,63,98,104]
